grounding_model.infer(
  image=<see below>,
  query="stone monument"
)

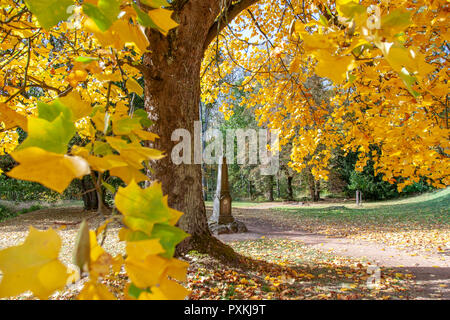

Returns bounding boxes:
[209,157,247,235]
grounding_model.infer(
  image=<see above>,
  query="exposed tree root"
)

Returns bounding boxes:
[176,234,243,266]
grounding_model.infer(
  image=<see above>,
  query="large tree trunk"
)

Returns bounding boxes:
[142,1,236,259]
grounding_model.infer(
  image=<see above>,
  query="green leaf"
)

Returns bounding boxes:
[318,15,328,27]
[134,109,153,128]
[336,0,365,19]
[102,181,116,194]
[399,69,420,98]
[75,56,99,63]
[381,9,411,36]
[150,223,189,258]
[113,117,142,136]
[37,100,73,122]
[128,283,150,298]
[83,0,121,32]
[115,182,171,235]
[18,110,76,154]
[132,3,159,29]
[24,0,74,30]
[93,141,113,156]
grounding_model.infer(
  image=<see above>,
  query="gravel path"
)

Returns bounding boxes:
[0,207,124,267]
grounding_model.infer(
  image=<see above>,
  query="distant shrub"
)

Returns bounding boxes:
[0,205,15,221]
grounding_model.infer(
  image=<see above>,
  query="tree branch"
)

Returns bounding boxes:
[203,0,260,51]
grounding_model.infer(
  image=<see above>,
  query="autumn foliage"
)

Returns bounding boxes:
[0,0,448,300]
[0,0,187,300]
[202,0,449,191]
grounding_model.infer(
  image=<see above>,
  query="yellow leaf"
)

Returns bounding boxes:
[58,91,92,121]
[77,280,116,300]
[313,52,354,84]
[89,231,113,279]
[0,227,69,299]
[165,258,189,281]
[95,71,122,83]
[114,19,149,53]
[105,136,165,168]
[126,78,143,96]
[126,239,165,259]
[148,8,178,36]
[0,103,28,131]
[132,129,159,141]
[110,166,149,184]
[91,110,110,133]
[125,254,168,288]
[168,207,183,226]
[139,278,189,300]
[7,147,90,193]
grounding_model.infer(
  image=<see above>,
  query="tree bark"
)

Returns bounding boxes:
[266,175,274,201]
[276,176,280,198]
[142,1,237,259]
[314,179,321,202]
[80,175,98,211]
[306,167,320,202]
[286,176,294,201]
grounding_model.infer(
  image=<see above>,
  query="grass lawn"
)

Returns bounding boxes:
[268,189,449,253]
[274,188,449,226]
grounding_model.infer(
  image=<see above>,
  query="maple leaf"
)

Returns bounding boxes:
[24,0,73,30]
[7,147,91,193]
[139,278,190,300]
[115,181,171,234]
[0,227,69,299]
[77,280,116,300]
[0,103,27,131]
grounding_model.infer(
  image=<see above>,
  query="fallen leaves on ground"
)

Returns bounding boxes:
[186,239,414,300]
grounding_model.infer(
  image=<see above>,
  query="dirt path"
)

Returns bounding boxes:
[217,209,450,300]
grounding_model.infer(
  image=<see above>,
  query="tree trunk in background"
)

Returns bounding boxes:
[143,1,235,258]
[287,176,294,201]
[80,175,98,211]
[306,167,320,202]
[314,180,321,202]
[276,176,280,198]
[266,175,274,201]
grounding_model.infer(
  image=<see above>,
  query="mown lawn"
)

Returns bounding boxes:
[269,189,449,252]
[275,189,449,227]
